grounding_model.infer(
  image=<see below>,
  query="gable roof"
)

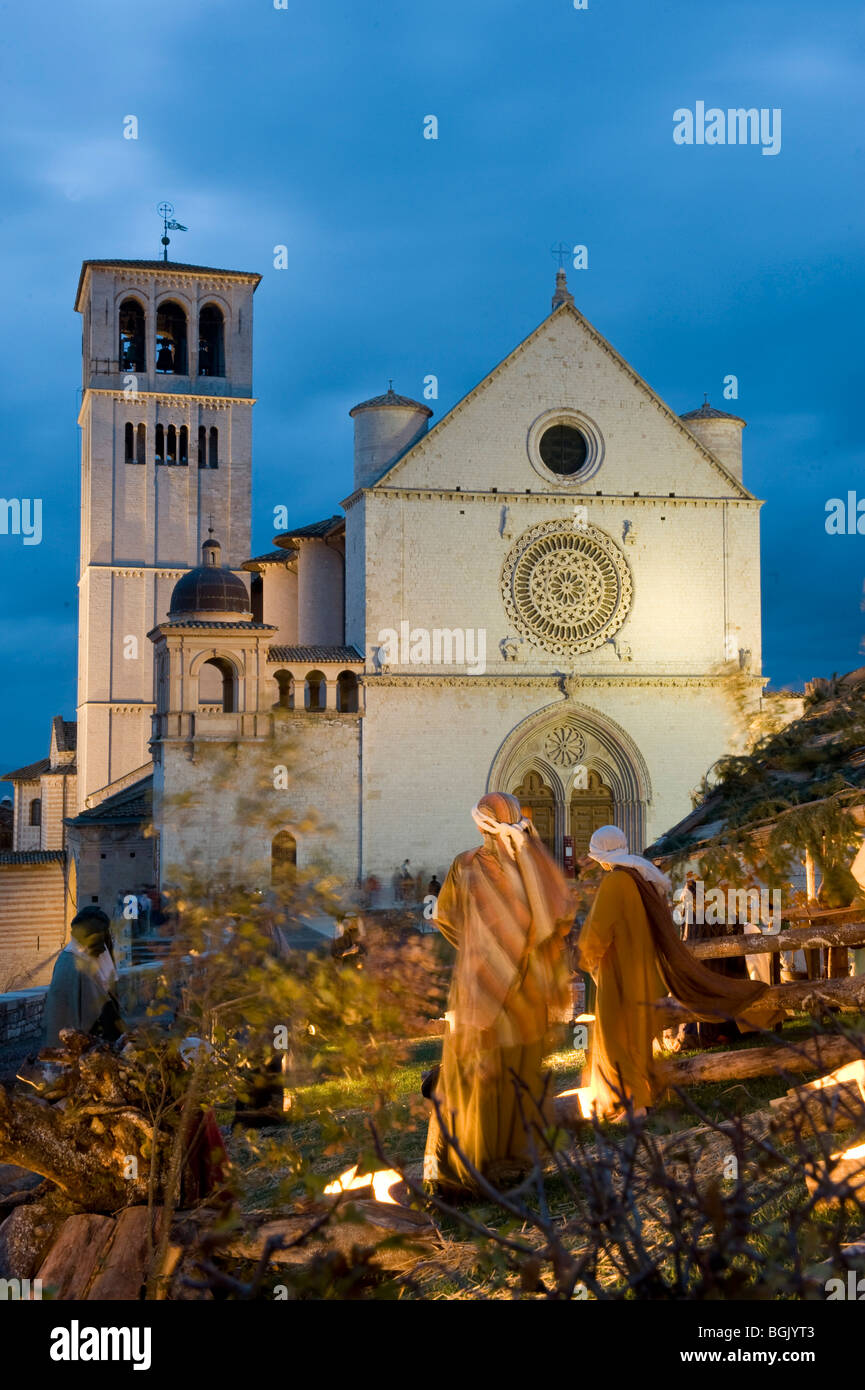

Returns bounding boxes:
[66,776,153,827]
[371,301,754,500]
[2,758,50,783]
[0,850,66,866]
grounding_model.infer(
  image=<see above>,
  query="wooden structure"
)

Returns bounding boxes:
[656,910,865,1087]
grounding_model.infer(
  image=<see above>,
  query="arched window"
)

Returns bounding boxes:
[274,670,294,709]
[155,300,188,375]
[197,425,207,468]
[29,798,42,827]
[199,657,236,713]
[336,670,359,713]
[155,423,164,464]
[136,423,146,466]
[124,422,134,462]
[119,298,145,373]
[305,670,326,712]
[208,426,219,468]
[250,573,263,623]
[166,424,177,465]
[271,830,297,887]
[178,425,188,465]
[198,304,225,377]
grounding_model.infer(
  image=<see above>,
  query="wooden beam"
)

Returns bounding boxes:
[688,919,865,961]
[653,974,865,1030]
[654,1033,863,1087]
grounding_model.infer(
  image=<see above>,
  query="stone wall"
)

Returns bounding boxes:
[0,961,166,1048]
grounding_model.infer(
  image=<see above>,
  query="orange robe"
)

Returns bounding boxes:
[577,868,663,1117]
[425,846,572,1189]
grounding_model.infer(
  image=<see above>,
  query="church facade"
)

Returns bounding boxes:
[4,256,766,944]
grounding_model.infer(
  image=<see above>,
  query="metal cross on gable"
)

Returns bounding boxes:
[550,241,571,269]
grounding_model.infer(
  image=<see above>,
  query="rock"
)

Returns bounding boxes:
[87,1206,164,1301]
[37,1213,116,1299]
[0,1197,69,1280]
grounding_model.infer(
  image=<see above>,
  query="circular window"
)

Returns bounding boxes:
[501,519,632,656]
[538,424,588,476]
[526,409,604,485]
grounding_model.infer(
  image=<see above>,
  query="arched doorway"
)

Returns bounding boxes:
[569,770,615,856]
[512,770,555,854]
[272,830,297,887]
[489,701,651,860]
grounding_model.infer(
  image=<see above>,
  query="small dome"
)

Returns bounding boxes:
[169,537,251,618]
[349,384,432,418]
[681,398,745,425]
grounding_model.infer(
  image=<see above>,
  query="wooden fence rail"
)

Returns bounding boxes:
[647,915,865,1086]
[688,919,865,961]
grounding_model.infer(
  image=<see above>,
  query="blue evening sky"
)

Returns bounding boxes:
[0,0,863,775]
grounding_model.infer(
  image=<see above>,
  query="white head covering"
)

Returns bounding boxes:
[471,801,536,860]
[587,824,671,894]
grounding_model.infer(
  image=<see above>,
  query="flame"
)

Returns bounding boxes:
[557,1086,595,1119]
[839,1143,865,1163]
[574,1014,596,1023]
[324,1164,402,1204]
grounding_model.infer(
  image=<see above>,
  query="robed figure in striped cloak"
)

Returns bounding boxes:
[424,792,574,1191]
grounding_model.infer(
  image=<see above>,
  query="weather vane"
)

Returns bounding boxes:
[550,241,571,270]
[157,202,188,262]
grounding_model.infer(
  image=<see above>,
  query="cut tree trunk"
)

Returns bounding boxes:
[653,975,865,1030]
[655,1033,863,1087]
[687,919,865,961]
[0,1081,153,1210]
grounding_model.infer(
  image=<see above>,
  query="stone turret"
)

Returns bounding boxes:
[349,385,432,490]
[680,398,746,480]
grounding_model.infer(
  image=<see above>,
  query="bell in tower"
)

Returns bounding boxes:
[155,300,188,375]
[156,339,174,372]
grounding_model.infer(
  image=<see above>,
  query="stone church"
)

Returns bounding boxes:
[1,255,765,972]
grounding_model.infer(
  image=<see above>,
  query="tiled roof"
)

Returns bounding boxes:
[67,776,153,827]
[0,850,66,866]
[273,516,344,544]
[350,388,432,417]
[680,401,745,424]
[242,550,296,569]
[153,620,277,631]
[268,645,364,664]
[1,758,50,783]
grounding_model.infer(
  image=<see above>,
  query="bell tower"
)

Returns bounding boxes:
[74,257,261,809]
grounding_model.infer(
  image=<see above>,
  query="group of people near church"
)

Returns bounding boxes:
[423,795,773,1192]
[38,793,802,1200]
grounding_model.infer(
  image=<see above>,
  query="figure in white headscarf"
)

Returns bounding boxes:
[576,826,768,1119]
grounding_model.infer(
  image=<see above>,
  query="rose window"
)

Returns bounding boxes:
[501,520,632,656]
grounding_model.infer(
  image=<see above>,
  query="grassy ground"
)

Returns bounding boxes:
[235,1015,852,1196]
[228,1015,865,1297]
